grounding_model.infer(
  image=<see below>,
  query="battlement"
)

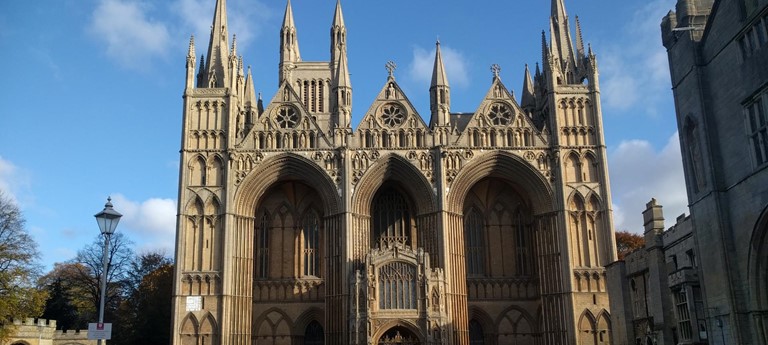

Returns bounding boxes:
[12,318,57,329]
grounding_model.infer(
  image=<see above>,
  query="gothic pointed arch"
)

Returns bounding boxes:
[234,153,340,215]
[447,151,553,215]
[253,308,294,342]
[208,154,225,186]
[565,151,581,183]
[352,153,436,215]
[468,307,495,344]
[372,320,425,345]
[582,151,598,182]
[179,313,199,345]
[293,307,325,336]
[189,155,207,186]
[596,309,612,344]
[578,309,597,345]
[496,306,536,344]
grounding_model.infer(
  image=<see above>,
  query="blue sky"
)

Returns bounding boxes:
[0,0,687,269]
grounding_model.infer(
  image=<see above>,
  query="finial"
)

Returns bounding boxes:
[105,197,114,208]
[386,60,397,78]
[491,64,501,79]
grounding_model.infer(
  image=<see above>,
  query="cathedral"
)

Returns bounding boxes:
[170,0,617,344]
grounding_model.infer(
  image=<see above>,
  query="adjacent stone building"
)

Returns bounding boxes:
[170,0,619,344]
[607,200,706,345]
[660,0,768,344]
[4,319,95,345]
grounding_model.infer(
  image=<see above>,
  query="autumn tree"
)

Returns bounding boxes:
[615,230,645,260]
[68,232,135,325]
[38,263,95,330]
[112,252,172,345]
[0,191,47,342]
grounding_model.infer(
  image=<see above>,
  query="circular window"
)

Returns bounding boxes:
[488,103,513,126]
[380,103,405,127]
[276,106,299,129]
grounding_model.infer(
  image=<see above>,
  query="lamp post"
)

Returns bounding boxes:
[94,197,122,345]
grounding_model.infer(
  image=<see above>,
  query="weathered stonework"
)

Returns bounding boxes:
[170,1,618,344]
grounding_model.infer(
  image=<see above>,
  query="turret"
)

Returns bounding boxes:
[429,40,451,128]
[330,0,347,77]
[186,36,196,90]
[521,64,535,115]
[279,0,301,83]
[333,49,352,129]
[204,0,230,88]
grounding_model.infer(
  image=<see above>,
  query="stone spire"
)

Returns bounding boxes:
[204,0,230,88]
[575,15,586,60]
[330,0,347,76]
[186,36,196,90]
[429,40,451,128]
[245,66,257,109]
[280,0,301,76]
[521,64,535,113]
[333,50,352,128]
[548,0,577,82]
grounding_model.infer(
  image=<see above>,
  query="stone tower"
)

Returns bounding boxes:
[170,0,617,344]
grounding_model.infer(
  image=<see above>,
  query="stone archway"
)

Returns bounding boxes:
[376,326,421,345]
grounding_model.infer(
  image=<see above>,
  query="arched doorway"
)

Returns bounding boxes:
[304,320,324,345]
[377,326,420,345]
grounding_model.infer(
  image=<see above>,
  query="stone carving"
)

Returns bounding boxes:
[230,152,264,185]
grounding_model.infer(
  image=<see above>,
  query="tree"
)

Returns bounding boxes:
[112,252,172,345]
[38,263,95,330]
[0,191,46,342]
[68,232,135,325]
[615,230,645,260]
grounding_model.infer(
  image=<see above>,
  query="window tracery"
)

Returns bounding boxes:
[380,103,406,127]
[372,187,413,247]
[464,208,486,276]
[488,103,513,126]
[276,105,299,129]
[378,262,417,309]
[302,212,320,277]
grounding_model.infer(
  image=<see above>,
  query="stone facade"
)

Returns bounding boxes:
[607,200,706,345]
[170,0,618,344]
[4,319,95,345]
[661,0,768,344]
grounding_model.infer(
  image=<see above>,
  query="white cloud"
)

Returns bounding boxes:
[0,156,31,206]
[89,0,171,70]
[173,0,272,55]
[599,0,675,114]
[609,132,688,233]
[110,194,177,253]
[408,44,469,88]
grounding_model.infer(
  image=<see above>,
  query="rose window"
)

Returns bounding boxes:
[380,103,405,127]
[488,103,513,126]
[276,106,299,129]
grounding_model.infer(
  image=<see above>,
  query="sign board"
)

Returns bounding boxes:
[186,296,203,312]
[87,323,112,340]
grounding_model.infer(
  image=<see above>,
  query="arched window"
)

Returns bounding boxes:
[379,262,417,309]
[302,212,320,277]
[304,320,324,345]
[256,212,270,278]
[469,319,485,345]
[464,208,486,276]
[372,187,412,247]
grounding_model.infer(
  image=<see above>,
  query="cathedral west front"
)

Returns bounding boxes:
[171,1,618,344]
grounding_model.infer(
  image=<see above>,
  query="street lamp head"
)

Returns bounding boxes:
[94,197,122,235]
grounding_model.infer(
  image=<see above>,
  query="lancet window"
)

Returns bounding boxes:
[304,320,324,345]
[378,262,417,309]
[371,187,413,248]
[464,208,486,276]
[302,211,320,277]
[469,320,485,345]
